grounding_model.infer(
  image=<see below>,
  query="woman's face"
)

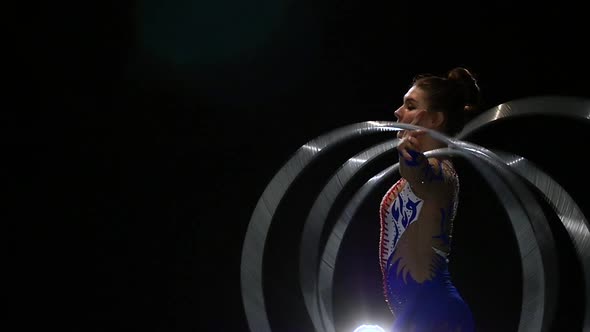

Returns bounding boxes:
[394,85,430,138]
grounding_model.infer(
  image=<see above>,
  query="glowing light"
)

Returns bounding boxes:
[349,157,369,164]
[493,104,504,120]
[367,121,389,126]
[302,144,322,153]
[506,157,525,166]
[353,324,386,332]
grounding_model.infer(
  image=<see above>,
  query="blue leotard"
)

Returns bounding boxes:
[379,158,474,332]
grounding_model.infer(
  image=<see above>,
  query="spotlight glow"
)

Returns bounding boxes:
[353,324,386,332]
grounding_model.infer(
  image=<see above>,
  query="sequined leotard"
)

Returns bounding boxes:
[379,150,474,332]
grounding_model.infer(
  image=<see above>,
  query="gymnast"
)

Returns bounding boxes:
[379,67,481,332]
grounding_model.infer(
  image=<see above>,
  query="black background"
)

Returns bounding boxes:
[12,1,590,331]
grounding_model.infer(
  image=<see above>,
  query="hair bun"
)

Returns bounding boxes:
[447,67,477,85]
[447,67,481,113]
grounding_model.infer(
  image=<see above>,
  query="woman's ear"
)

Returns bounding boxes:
[430,112,445,130]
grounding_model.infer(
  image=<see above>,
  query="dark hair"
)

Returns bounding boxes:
[412,67,482,135]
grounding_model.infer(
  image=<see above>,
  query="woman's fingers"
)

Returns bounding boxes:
[401,149,412,161]
[411,129,427,139]
[407,134,423,149]
[399,136,415,161]
[399,143,413,160]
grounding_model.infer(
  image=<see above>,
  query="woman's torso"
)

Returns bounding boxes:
[379,164,460,314]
